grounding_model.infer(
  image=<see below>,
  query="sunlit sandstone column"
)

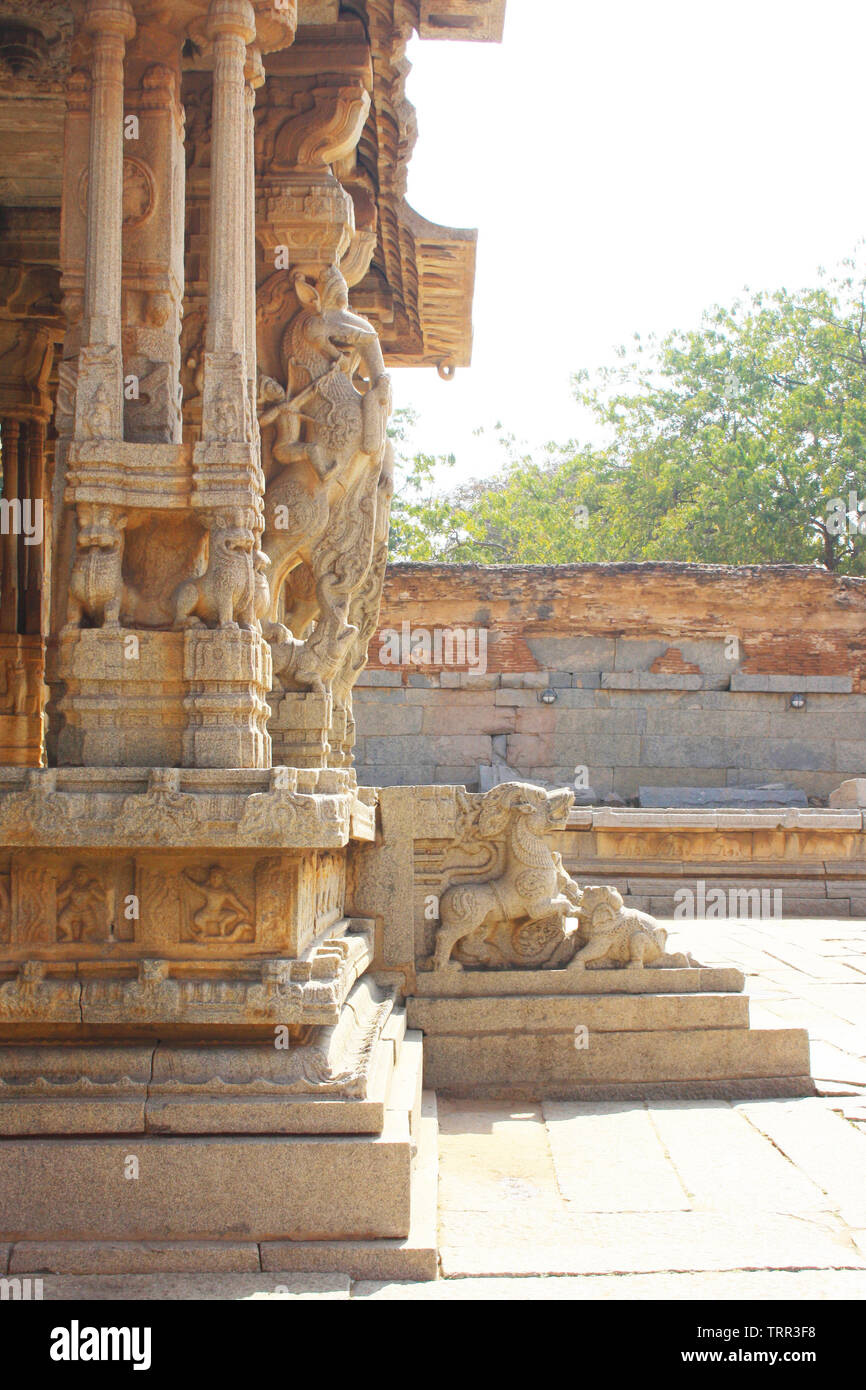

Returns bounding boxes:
[0,421,20,634]
[22,421,45,637]
[73,0,136,443]
[200,0,256,446]
[245,47,265,441]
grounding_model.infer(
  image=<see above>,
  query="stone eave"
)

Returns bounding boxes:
[349,0,503,373]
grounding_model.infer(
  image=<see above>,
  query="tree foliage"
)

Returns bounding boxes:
[389,255,866,571]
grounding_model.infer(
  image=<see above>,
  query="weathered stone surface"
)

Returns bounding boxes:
[0,1112,414,1244]
[419,1017,811,1098]
[640,785,809,808]
[357,563,866,795]
[9,1241,262,1275]
[830,779,866,808]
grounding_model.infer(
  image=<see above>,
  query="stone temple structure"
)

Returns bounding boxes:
[0,0,812,1280]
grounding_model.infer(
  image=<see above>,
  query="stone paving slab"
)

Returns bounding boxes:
[644,1101,829,1213]
[543,1102,689,1211]
[735,1099,866,1225]
[808,1041,866,1092]
[437,1209,863,1277]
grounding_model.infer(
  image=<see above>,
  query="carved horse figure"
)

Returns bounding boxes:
[423,783,581,972]
[258,263,391,694]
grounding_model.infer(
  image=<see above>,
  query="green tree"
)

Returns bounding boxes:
[389,254,866,570]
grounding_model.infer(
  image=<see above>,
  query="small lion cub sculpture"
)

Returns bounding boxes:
[570,885,696,971]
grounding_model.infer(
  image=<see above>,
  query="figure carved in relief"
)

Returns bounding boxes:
[173,509,257,630]
[64,503,128,630]
[57,866,108,942]
[421,783,582,972]
[253,548,290,644]
[330,438,395,763]
[84,383,115,440]
[9,659,30,715]
[257,263,391,695]
[182,867,253,941]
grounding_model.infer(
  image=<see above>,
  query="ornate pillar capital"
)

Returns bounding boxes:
[206,0,257,45]
[82,0,136,43]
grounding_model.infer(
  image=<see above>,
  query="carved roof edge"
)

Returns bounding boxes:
[353,0,502,371]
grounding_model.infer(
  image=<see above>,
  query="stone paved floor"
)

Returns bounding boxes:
[20,917,866,1300]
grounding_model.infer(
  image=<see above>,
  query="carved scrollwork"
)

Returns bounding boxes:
[271,83,371,170]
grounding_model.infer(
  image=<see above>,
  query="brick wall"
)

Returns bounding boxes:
[352,562,866,800]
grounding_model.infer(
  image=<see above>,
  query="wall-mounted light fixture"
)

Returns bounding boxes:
[539,687,558,705]
[789,693,806,710]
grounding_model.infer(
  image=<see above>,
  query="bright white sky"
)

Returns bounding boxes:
[391,0,866,485]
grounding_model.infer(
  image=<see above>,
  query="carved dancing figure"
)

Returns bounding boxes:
[57,867,108,943]
[183,867,252,941]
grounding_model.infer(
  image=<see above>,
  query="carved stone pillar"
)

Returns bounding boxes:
[253,73,390,768]
[121,60,187,445]
[245,48,265,435]
[198,0,256,451]
[73,0,136,445]
[0,420,20,635]
[22,421,45,638]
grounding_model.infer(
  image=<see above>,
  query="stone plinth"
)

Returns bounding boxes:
[270,689,332,768]
[0,987,437,1279]
[50,629,271,768]
[407,969,812,1101]
[0,766,436,1278]
[0,765,376,1029]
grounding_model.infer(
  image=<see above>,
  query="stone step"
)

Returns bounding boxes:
[386,1030,423,1143]
[413,965,745,997]
[408,992,750,1035]
[414,999,812,1100]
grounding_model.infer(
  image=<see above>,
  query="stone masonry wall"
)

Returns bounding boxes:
[351,562,866,800]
